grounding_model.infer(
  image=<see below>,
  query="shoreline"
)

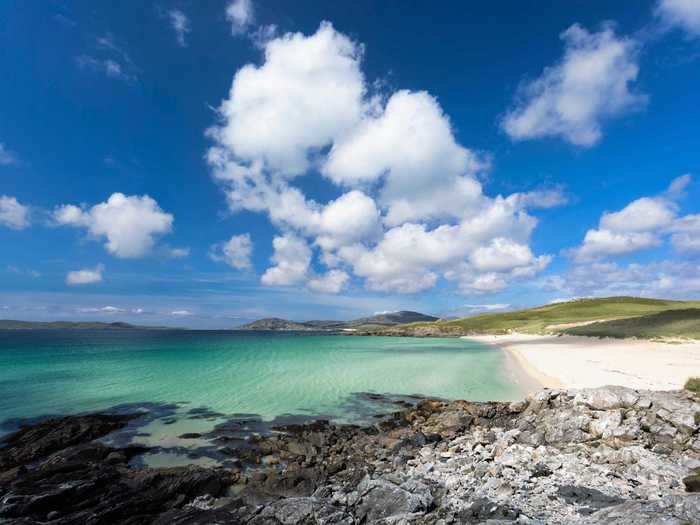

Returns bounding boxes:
[467,333,700,391]
[3,385,698,523]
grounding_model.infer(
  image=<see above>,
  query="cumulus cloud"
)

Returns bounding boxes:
[502,23,645,147]
[570,175,695,261]
[66,265,104,285]
[324,90,489,225]
[54,193,174,258]
[0,143,17,165]
[261,234,311,286]
[226,0,254,35]
[209,233,253,269]
[207,22,559,295]
[540,260,700,299]
[669,214,700,253]
[656,0,700,36]
[169,9,190,47]
[208,21,365,175]
[307,269,350,294]
[0,195,30,229]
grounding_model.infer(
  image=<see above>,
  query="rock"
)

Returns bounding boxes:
[0,413,139,469]
[653,392,700,434]
[683,468,700,492]
[583,494,700,524]
[574,386,640,411]
[355,477,433,521]
[589,410,623,439]
[3,387,700,524]
[557,486,625,515]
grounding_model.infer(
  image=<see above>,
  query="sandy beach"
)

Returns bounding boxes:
[469,333,700,391]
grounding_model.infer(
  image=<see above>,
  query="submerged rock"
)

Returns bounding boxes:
[1,386,699,524]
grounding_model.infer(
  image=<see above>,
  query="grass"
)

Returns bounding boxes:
[400,297,700,336]
[686,377,700,396]
[562,309,700,340]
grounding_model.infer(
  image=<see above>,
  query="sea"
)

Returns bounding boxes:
[0,330,530,466]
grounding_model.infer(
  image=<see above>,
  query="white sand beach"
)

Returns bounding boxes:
[468,333,700,391]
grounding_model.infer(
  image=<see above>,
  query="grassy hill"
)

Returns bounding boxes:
[562,308,700,340]
[384,297,700,337]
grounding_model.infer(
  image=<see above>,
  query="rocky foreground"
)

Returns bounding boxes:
[1,386,700,524]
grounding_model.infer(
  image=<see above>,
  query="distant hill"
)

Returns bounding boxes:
[367,297,700,337]
[0,320,167,330]
[236,311,438,331]
[236,318,319,331]
[348,311,439,327]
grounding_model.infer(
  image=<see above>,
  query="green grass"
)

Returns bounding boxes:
[686,377,700,396]
[562,309,700,340]
[397,297,700,336]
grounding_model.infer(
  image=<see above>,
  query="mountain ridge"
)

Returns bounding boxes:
[0,320,172,330]
[236,310,439,331]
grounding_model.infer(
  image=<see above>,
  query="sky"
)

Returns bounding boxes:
[1,0,700,328]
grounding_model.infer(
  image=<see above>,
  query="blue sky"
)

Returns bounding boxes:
[1,0,700,328]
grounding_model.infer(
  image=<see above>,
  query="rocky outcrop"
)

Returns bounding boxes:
[2,386,700,524]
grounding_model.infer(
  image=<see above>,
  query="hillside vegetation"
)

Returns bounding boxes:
[562,308,700,339]
[385,297,700,337]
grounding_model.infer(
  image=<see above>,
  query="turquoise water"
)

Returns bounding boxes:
[0,330,526,463]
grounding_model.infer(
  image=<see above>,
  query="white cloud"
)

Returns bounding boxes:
[463,304,510,312]
[77,35,134,81]
[66,265,104,285]
[656,0,700,36]
[207,22,559,295]
[169,9,190,47]
[540,260,700,299]
[208,21,365,175]
[209,233,253,269]
[0,143,17,165]
[171,309,192,316]
[670,214,700,253]
[78,305,124,314]
[6,266,40,278]
[0,195,30,229]
[261,234,311,286]
[315,191,382,250]
[307,269,350,294]
[600,197,676,232]
[502,23,645,147]
[54,193,174,258]
[573,229,661,261]
[168,247,190,258]
[226,0,254,35]
[76,55,127,80]
[324,90,488,225]
[570,175,694,261]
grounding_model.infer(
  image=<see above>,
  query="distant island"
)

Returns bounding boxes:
[236,310,439,332]
[0,320,170,330]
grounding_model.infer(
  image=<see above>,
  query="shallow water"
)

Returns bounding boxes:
[0,330,526,465]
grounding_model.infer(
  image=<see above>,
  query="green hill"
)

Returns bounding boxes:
[381,297,700,337]
[562,308,700,340]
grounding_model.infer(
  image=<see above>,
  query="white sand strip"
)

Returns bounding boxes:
[467,333,700,391]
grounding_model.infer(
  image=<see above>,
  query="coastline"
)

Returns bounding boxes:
[467,333,700,390]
